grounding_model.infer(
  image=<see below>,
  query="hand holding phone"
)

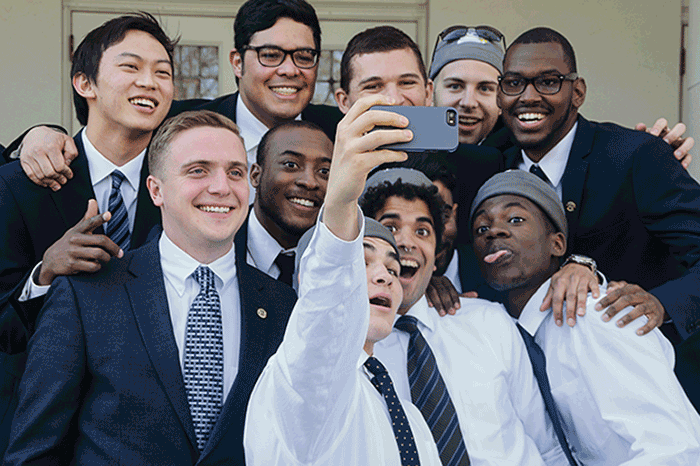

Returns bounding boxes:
[369,106,459,152]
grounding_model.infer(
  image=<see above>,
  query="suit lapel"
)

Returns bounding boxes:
[125,242,198,449]
[48,133,102,234]
[131,153,161,248]
[503,144,521,170]
[560,116,593,254]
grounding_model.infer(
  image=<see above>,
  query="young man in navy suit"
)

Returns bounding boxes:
[496,27,700,408]
[0,13,175,456]
[5,110,296,465]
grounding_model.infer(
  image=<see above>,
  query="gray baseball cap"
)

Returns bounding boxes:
[429,26,505,80]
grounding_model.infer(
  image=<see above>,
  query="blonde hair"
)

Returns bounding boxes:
[148,110,244,177]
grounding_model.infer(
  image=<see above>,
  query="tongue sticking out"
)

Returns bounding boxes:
[484,250,509,264]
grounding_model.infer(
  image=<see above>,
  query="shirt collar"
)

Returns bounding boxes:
[517,278,552,336]
[248,210,291,271]
[81,130,145,190]
[159,231,237,297]
[394,295,437,333]
[519,121,578,189]
[235,94,303,154]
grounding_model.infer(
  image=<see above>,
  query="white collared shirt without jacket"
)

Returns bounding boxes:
[374,295,568,465]
[517,279,700,465]
[244,213,441,465]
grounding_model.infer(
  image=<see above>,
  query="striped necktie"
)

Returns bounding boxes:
[394,315,469,466]
[184,266,224,451]
[365,356,421,466]
[105,170,131,251]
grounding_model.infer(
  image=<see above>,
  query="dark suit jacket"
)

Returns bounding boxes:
[501,115,700,342]
[4,240,296,465]
[0,133,160,456]
[168,92,343,142]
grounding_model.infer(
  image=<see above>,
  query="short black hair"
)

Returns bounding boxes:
[234,0,321,59]
[507,27,577,73]
[360,179,445,252]
[384,153,457,199]
[339,26,427,92]
[71,12,176,126]
[256,119,329,166]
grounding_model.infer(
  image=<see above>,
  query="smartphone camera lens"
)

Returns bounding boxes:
[447,109,457,126]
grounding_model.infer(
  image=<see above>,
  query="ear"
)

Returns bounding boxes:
[250,162,262,188]
[73,73,95,100]
[146,175,164,207]
[230,49,243,79]
[549,231,567,258]
[425,78,435,106]
[334,87,351,114]
[450,202,458,221]
[572,77,586,110]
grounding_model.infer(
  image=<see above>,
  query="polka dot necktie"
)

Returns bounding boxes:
[105,170,131,251]
[184,266,224,451]
[394,315,470,466]
[364,355,421,466]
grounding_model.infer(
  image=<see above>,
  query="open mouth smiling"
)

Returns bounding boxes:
[399,258,419,279]
[129,96,158,109]
[198,205,232,214]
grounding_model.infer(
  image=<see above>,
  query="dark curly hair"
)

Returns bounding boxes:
[360,179,445,252]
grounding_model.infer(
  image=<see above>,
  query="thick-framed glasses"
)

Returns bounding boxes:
[433,25,506,55]
[241,45,319,69]
[498,73,579,96]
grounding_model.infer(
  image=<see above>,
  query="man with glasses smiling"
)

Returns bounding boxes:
[494,26,700,409]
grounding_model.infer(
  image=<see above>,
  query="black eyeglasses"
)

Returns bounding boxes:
[498,73,578,96]
[241,45,319,69]
[433,25,506,55]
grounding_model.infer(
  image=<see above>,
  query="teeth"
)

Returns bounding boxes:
[518,113,545,122]
[129,97,156,109]
[290,197,315,207]
[400,258,418,269]
[271,86,298,96]
[459,116,480,124]
[200,205,231,213]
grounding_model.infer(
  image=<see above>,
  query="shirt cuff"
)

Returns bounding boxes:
[18,262,50,302]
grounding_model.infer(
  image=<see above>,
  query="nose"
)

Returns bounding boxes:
[208,169,233,195]
[486,221,510,239]
[276,53,301,76]
[519,80,541,103]
[369,262,393,286]
[383,83,405,106]
[459,85,477,109]
[394,229,416,253]
[135,69,157,89]
[295,166,320,190]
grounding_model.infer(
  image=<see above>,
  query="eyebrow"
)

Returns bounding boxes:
[278,150,331,164]
[116,52,172,67]
[503,69,563,76]
[364,241,401,265]
[181,160,248,172]
[357,72,421,87]
[473,199,528,220]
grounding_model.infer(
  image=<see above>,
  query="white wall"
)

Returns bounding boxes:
[0,0,681,146]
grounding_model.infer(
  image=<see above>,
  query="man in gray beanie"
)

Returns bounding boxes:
[430,25,506,146]
[470,169,700,464]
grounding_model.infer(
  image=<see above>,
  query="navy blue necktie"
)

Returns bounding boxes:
[365,356,421,466]
[105,170,131,251]
[274,252,295,287]
[529,164,552,186]
[184,266,224,451]
[516,323,578,465]
[394,315,469,466]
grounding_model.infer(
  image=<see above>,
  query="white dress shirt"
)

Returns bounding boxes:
[374,296,568,466]
[244,214,441,465]
[443,249,462,294]
[19,130,145,301]
[235,94,301,204]
[518,278,700,465]
[159,232,241,401]
[518,122,577,200]
[246,209,295,279]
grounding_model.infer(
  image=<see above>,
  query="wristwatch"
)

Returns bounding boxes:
[561,254,597,275]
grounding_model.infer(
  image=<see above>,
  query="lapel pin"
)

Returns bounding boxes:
[566,201,576,212]
[256,308,267,319]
